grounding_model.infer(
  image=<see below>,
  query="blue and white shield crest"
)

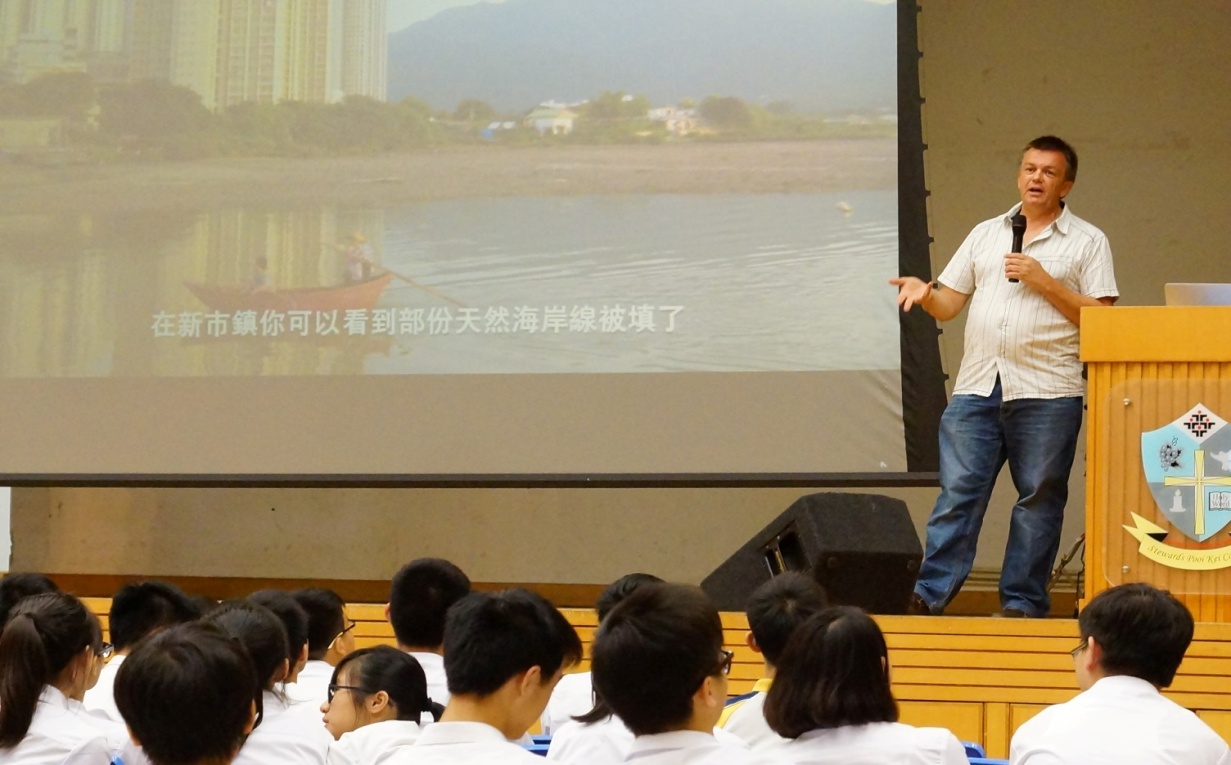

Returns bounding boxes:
[1141,404,1231,543]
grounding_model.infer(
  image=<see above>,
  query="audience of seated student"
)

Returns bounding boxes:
[0,592,116,764]
[720,573,827,750]
[1010,583,1231,764]
[541,572,663,737]
[83,581,201,722]
[288,588,357,707]
[248,589,311,686]
[113,622,258,765]
[589,582,775,765]
[323,645,445,765]
[385,589,582,765]
[763,606,967,764]
[386,558,471,710]
[205,600,333,765]
[0,573,61,631]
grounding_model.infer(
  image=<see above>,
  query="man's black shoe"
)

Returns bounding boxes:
[907,593,934,616]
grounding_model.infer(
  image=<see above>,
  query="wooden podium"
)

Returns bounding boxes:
[1082,307,1231,621]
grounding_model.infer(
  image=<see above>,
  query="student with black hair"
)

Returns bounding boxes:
[763,606,966,764]
[540,573,663,737]
[587,583,771,765]
[83,580,201,722]
[322,646,444,765]
[288,588,356,708]
[248,589,311,686]
[0,572,60,629]
[113,622,258,765]
[386,588,581,764]
[0,591,115,763]
[386,559,471,710]
[1010,583,1231,764]
[205,600,333,765]
[720,573,827,749]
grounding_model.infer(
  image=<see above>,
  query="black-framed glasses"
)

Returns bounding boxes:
[335,619,358,640]
[716,649,734,676]
[327,683,365,703]
[95,642,114,660]
[1069,640,1087,658]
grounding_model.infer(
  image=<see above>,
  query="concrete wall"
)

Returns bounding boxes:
[10,0,1231,588]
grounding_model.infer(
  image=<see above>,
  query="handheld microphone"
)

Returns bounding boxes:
[1009,213,1027,283]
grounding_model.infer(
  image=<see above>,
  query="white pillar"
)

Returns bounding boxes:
[0,487,10,571]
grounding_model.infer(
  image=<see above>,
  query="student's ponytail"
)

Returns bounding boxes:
[0,593,95,747]
[0,613,51,746]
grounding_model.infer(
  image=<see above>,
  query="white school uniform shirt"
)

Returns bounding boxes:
[622,730,772,765]
[406,651,450,711]
[231,690,333,765]
[721,690,788,751]
[384,720,541,764]
[81,654,124,723]
[540,671,593,735]
[768,722,967,765]
[1009,675,1231,765]
[547,714,633,765]
[937,203,1118,400]
[287,659,335,708]
[1,686,113,765]
[328,720,423,765]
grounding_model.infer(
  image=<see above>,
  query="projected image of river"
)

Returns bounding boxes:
[0,191,898,377]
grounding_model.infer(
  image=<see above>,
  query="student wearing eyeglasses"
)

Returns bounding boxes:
[762,607,967,764]
[587,583,775,765]
[321,646,443,765]
[83,581,202,723]
[288,588,358,708]
[0,591,119,764]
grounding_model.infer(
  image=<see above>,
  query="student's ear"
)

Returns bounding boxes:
[243,701,257,735]
[125,727,141,747]
[1085,636,1104,671]
[367,690,392,715]
[384,603,392,623]
[745,631,761,654]
[517,665,544,697]
[272,658,290,684]
[695,675,725,711]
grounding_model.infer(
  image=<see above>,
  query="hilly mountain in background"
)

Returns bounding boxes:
[388,0,897,115]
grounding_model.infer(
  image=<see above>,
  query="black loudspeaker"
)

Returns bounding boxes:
[700,493,923,614]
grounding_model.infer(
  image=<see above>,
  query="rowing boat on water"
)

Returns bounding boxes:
[183,272,394,312]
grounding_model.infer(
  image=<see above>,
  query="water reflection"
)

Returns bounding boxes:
[0,194,899,378]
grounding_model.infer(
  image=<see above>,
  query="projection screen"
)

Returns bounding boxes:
[0,0,943,482]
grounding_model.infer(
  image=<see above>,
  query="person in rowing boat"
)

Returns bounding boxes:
[249,257,273,294]
[341,232,375,284]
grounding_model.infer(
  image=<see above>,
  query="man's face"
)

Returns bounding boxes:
[1017,148,1073,211]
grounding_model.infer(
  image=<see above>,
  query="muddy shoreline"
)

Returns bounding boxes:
[0,139,896,214]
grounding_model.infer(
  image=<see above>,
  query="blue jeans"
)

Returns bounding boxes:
[914,379,1083,617]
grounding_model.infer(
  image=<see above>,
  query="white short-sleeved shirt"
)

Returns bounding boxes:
[232,690,333,765]
[1,686,113,765]
[621,729,772,765]
[1010,675,1231,764]
[287,659,335,708]
[547,714,633,765]
[328,719,423,765]
[767,721,968,764]
[540,671,594,735]
[384,721,542,764]
[937,203,1118,400]
[721,691,788,751]
[406,651,450,714]
[82,654,125,723]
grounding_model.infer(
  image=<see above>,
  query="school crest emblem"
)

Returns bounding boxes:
[1126,404,1231,570]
